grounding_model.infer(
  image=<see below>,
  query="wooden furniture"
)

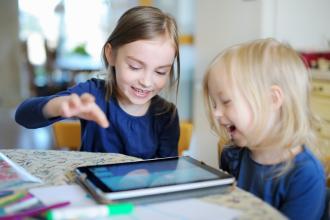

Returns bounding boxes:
[52,121,193,155]
[311,70,330,185]
[311,79,330,151]
[52,120,81,150]
[178,121,193,155]
[0,149,286,219]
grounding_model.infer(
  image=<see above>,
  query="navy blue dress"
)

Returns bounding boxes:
[15,79,179,159]
[220,145,326,220]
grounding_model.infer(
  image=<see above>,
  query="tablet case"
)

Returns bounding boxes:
[75,156,235,205]
[76,173,234,205]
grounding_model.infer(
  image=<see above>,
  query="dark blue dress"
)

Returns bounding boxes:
[220,145,326,220]
[15,79,179,159]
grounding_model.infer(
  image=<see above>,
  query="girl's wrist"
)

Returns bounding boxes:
[42,97,64,119]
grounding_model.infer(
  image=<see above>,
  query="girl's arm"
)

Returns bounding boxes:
[43,93,108,128]
[15,79,109,129]
[15,95,59,128]
[280,161,326,220]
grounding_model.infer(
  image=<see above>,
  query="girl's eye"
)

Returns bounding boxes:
[129,65,141,71]
[155,71,167,76]
[222,100,231,105]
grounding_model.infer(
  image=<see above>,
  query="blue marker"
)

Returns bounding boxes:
[46,203,134,220]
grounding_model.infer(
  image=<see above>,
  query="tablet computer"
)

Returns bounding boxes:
[75,156,234,203]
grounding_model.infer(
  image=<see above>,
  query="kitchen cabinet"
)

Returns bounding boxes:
[311,70,330,184]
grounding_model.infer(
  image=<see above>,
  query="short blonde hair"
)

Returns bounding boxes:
[203,38,319,153]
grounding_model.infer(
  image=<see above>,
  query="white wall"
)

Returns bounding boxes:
[194,0,262,82]
[0,0,21,108]
[275,0,330,50]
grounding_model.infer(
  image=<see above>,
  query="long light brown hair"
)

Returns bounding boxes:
[101,6,180,114]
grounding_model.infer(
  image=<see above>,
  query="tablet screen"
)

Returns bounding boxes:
[84,157,230,192]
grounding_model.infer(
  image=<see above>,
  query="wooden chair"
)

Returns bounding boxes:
[178,121,193,156]
[52,120,81,150]
[52,121,193,155]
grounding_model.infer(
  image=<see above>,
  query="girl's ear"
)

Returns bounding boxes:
[270,85,283,110]
[105,43,115,66]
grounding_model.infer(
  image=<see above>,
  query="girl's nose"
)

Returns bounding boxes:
[139,72,153,88]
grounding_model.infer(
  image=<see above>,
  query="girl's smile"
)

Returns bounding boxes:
[107,36,175,116]
[226,125,237,139]
[208,66,254,147]
[131,86,152,98]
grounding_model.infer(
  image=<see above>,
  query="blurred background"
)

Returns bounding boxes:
[0,0,330,168]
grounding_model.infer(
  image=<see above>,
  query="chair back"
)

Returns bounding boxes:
[52,120,193,154]
[178,122,193,156]
[52,120,81,150]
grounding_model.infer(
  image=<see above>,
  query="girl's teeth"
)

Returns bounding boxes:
[134,87,150,97]
[135,88,145,94]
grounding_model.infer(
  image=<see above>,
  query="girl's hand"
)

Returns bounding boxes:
[43,93,109,128]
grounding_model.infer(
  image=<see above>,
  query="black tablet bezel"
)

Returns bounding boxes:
[75,156,233,193]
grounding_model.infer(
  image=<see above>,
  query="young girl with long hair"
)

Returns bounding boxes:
[16,6,181,159]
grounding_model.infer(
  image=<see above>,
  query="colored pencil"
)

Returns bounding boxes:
[0,192,25,207]
[4,197,40,214]
[0,201,70,220]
